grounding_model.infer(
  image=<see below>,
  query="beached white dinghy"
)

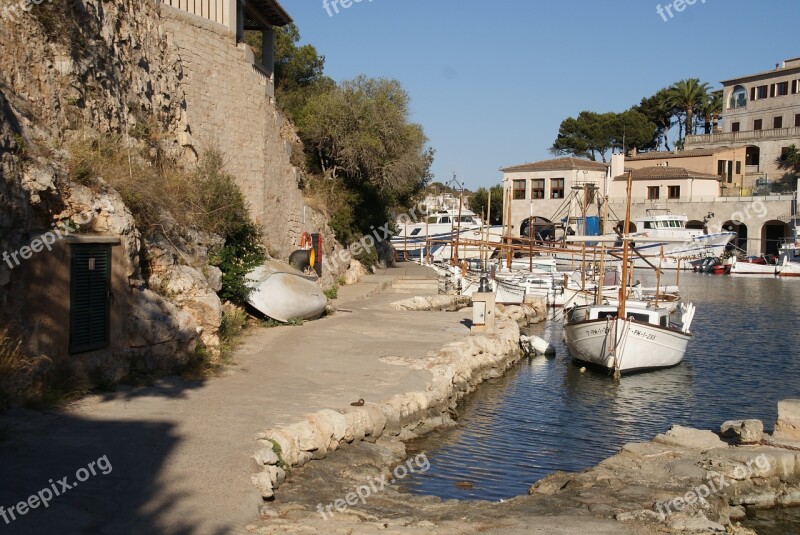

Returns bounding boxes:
[246,260,327,322]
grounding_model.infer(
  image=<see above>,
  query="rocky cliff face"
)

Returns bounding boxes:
[0,0,340,401]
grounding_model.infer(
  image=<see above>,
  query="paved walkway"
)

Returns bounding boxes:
[0,264,468,534]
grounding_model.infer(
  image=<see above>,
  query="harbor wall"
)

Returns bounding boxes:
[248,304,533,499]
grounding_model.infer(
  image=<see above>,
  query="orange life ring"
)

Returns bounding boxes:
[299,232,313,249]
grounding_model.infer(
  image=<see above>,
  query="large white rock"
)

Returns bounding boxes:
[250,471,274,499]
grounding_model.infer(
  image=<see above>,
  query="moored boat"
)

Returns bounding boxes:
[563,302,695,374]
[563,171,696,376]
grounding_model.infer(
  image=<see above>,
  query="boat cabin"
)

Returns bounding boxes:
[635,209,689,231]
[424,211,481,226]
[779,240,800,264]
[566,304,670,327]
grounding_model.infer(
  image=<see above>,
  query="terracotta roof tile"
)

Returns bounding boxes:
[613,167,721,181]
[625,148,725,161]
[501,157,609,173]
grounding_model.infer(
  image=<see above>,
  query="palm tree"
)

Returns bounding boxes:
[668,78,710,142]
[699,91,723,134]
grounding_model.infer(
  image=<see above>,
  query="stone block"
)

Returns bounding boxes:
[653,425,727,450]
[720,419,764,444]
[775,399,800,439]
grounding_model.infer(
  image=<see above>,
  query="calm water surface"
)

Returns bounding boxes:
[401,273,800,529]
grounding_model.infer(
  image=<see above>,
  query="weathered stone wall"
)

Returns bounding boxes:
[159,5,335,263]
[0,0,343,399]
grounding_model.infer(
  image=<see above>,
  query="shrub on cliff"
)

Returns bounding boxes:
[67,134,264,305]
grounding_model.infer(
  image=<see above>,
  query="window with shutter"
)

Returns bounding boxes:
[69,245,111,354]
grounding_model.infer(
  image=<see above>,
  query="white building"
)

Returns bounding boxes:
[501,157,609,237]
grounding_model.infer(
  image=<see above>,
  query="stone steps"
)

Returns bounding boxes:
[391,277,439,294]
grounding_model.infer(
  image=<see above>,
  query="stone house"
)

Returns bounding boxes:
[687,58,800,187]
[624,147,748,195]
[501,157,609,237]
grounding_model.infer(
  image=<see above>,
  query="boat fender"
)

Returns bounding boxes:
[520,334,556,356]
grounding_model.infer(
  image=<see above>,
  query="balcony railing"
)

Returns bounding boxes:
[687,126,800,145]
[607,194,795,204]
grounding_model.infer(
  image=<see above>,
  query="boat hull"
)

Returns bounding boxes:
[730,261,776,276]
[246,263,327,322]
[564,317,690,373]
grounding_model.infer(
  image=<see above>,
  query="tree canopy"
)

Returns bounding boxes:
[551,110,656,161]
[554,77,716,157]
[256,28,433,247]
[469,186,504,225]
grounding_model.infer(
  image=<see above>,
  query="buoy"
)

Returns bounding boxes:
[580,367,587,373]
[298,232,313,248]
[519,334,556,356]
[455,481,474,489]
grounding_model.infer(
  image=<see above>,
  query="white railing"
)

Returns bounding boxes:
[161,0,232,29]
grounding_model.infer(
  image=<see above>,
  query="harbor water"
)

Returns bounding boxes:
[401,272,800,529]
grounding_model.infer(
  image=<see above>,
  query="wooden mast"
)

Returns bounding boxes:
[596,194,609,305]
[618,171,633,319]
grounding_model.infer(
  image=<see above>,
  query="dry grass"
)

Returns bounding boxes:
[0,327,33,410]
[66,133,250,239]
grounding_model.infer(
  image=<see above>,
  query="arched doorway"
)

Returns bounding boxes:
[761,220,789,255]
[520,216,555,240]
[722,220,748,251]
[746,145,761,172]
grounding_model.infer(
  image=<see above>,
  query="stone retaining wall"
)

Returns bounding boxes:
[249,310,523,499]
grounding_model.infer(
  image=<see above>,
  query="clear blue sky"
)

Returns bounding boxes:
[280,0,798,190]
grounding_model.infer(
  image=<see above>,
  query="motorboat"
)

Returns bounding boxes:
[391,208,503,261]
[560,210,735,270]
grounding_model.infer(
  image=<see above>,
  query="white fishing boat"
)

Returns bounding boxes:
[729,257,777,276]
[391,207,505,261]
[777,241,800,277]
[558,210,735,270]
[564,302,695,374]
[246,261,327,322]
[461,276,525,305]
[563,172,696,376]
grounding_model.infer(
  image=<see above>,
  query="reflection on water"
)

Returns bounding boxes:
[402,273,800,503]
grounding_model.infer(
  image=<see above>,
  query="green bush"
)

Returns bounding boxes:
[211,222,266,306]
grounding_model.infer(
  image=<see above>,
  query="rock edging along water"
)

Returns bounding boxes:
[526,401,800,534]
[249,306,527,500]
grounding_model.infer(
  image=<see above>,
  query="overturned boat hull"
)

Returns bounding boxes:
[246,262,327,322]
